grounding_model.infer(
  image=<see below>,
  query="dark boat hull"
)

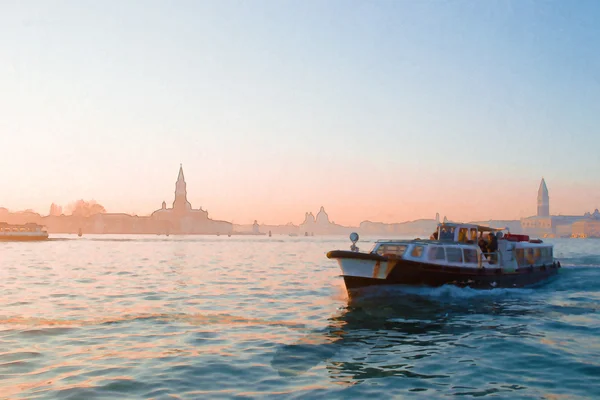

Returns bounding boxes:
[329,252,561,291]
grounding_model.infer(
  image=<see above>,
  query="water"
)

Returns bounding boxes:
[1,236,599,399]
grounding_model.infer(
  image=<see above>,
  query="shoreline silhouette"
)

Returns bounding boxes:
[1,170,599,238]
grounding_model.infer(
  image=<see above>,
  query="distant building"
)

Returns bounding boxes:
[49,203,63,216]
[316,206,329,226]
[299,206,349,235]
[521,178,582,236]
[33,164,233,235]
[572,217,600,238]
[149,164,232,234]
[537,178,550,217]
[300,212,316,234]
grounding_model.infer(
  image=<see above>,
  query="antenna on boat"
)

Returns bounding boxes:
[350,232,359,252]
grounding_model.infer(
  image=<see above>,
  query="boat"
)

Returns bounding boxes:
[0,222,49,241]
[327,222,561,291]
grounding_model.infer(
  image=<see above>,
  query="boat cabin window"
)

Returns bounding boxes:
[376,244,408,257]
[411,245,424,258]
[428,246,445,261]
[516,249,525,266]
[458,228,468,242]
[542,247,553,263]
[439,226,455,241]
[470,228,477,241]
[526,248,535,265]
[463,248,478,264]
[515,246,553,266]
[446,247,463,263]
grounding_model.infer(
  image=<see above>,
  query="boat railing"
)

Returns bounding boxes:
[479,251,502,268]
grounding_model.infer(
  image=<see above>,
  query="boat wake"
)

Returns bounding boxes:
[350,283,537,302]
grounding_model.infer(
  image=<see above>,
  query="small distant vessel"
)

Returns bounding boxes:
[0,223,49,241]
[327,222,561,292]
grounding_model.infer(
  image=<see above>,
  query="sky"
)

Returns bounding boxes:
[1,0,599,225]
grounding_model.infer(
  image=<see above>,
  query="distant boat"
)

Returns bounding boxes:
[0,223,49,241]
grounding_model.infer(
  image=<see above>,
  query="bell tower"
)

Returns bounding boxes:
[173,164,191,212]
[537,178,549,217]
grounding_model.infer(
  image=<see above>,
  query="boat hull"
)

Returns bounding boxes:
[0,235,49,242]
[327,251,560,291]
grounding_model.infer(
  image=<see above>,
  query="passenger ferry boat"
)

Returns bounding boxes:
[0,223,49,241]
[327,222,561,291]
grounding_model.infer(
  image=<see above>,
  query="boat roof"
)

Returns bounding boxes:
[0,221,46,228]
[374,239,478,247]
[373,238,551,248]
[0,222,45,227]
[438,222,504,232]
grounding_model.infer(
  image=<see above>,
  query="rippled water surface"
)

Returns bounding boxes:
[1,236,599,399]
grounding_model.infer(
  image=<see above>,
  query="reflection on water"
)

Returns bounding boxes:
[0,236,599,399]
[273,280,600,398]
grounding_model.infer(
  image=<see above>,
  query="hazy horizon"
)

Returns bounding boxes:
[2,1,599,225]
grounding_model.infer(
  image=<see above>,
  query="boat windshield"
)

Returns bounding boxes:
[376,244,408,257]
[439,226,455,241]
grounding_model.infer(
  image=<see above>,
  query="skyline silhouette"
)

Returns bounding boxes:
[0,164,596,224]
[2,165,600,238]
[1,165,600,226]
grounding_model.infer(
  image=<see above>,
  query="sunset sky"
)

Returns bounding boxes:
[1,1,599,225]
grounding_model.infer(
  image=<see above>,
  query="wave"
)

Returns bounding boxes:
[555,256,600,267]
[0,313,307,331]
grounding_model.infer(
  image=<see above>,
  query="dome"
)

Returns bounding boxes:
[316,206,329,225]
[302,212,315,225]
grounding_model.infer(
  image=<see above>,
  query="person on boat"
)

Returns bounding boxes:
[439,226,454,241]
[458,229,467,242]
[430,231,439,240]
[478,232,487,253]
[487,232,499,263]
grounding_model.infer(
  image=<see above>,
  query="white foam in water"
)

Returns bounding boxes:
[358,284,536,300]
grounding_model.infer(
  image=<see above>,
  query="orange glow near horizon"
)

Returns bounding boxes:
[2,173,600,226]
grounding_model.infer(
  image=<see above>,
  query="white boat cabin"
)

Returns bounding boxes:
[0,222,48,236]
[369,223,554,271]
